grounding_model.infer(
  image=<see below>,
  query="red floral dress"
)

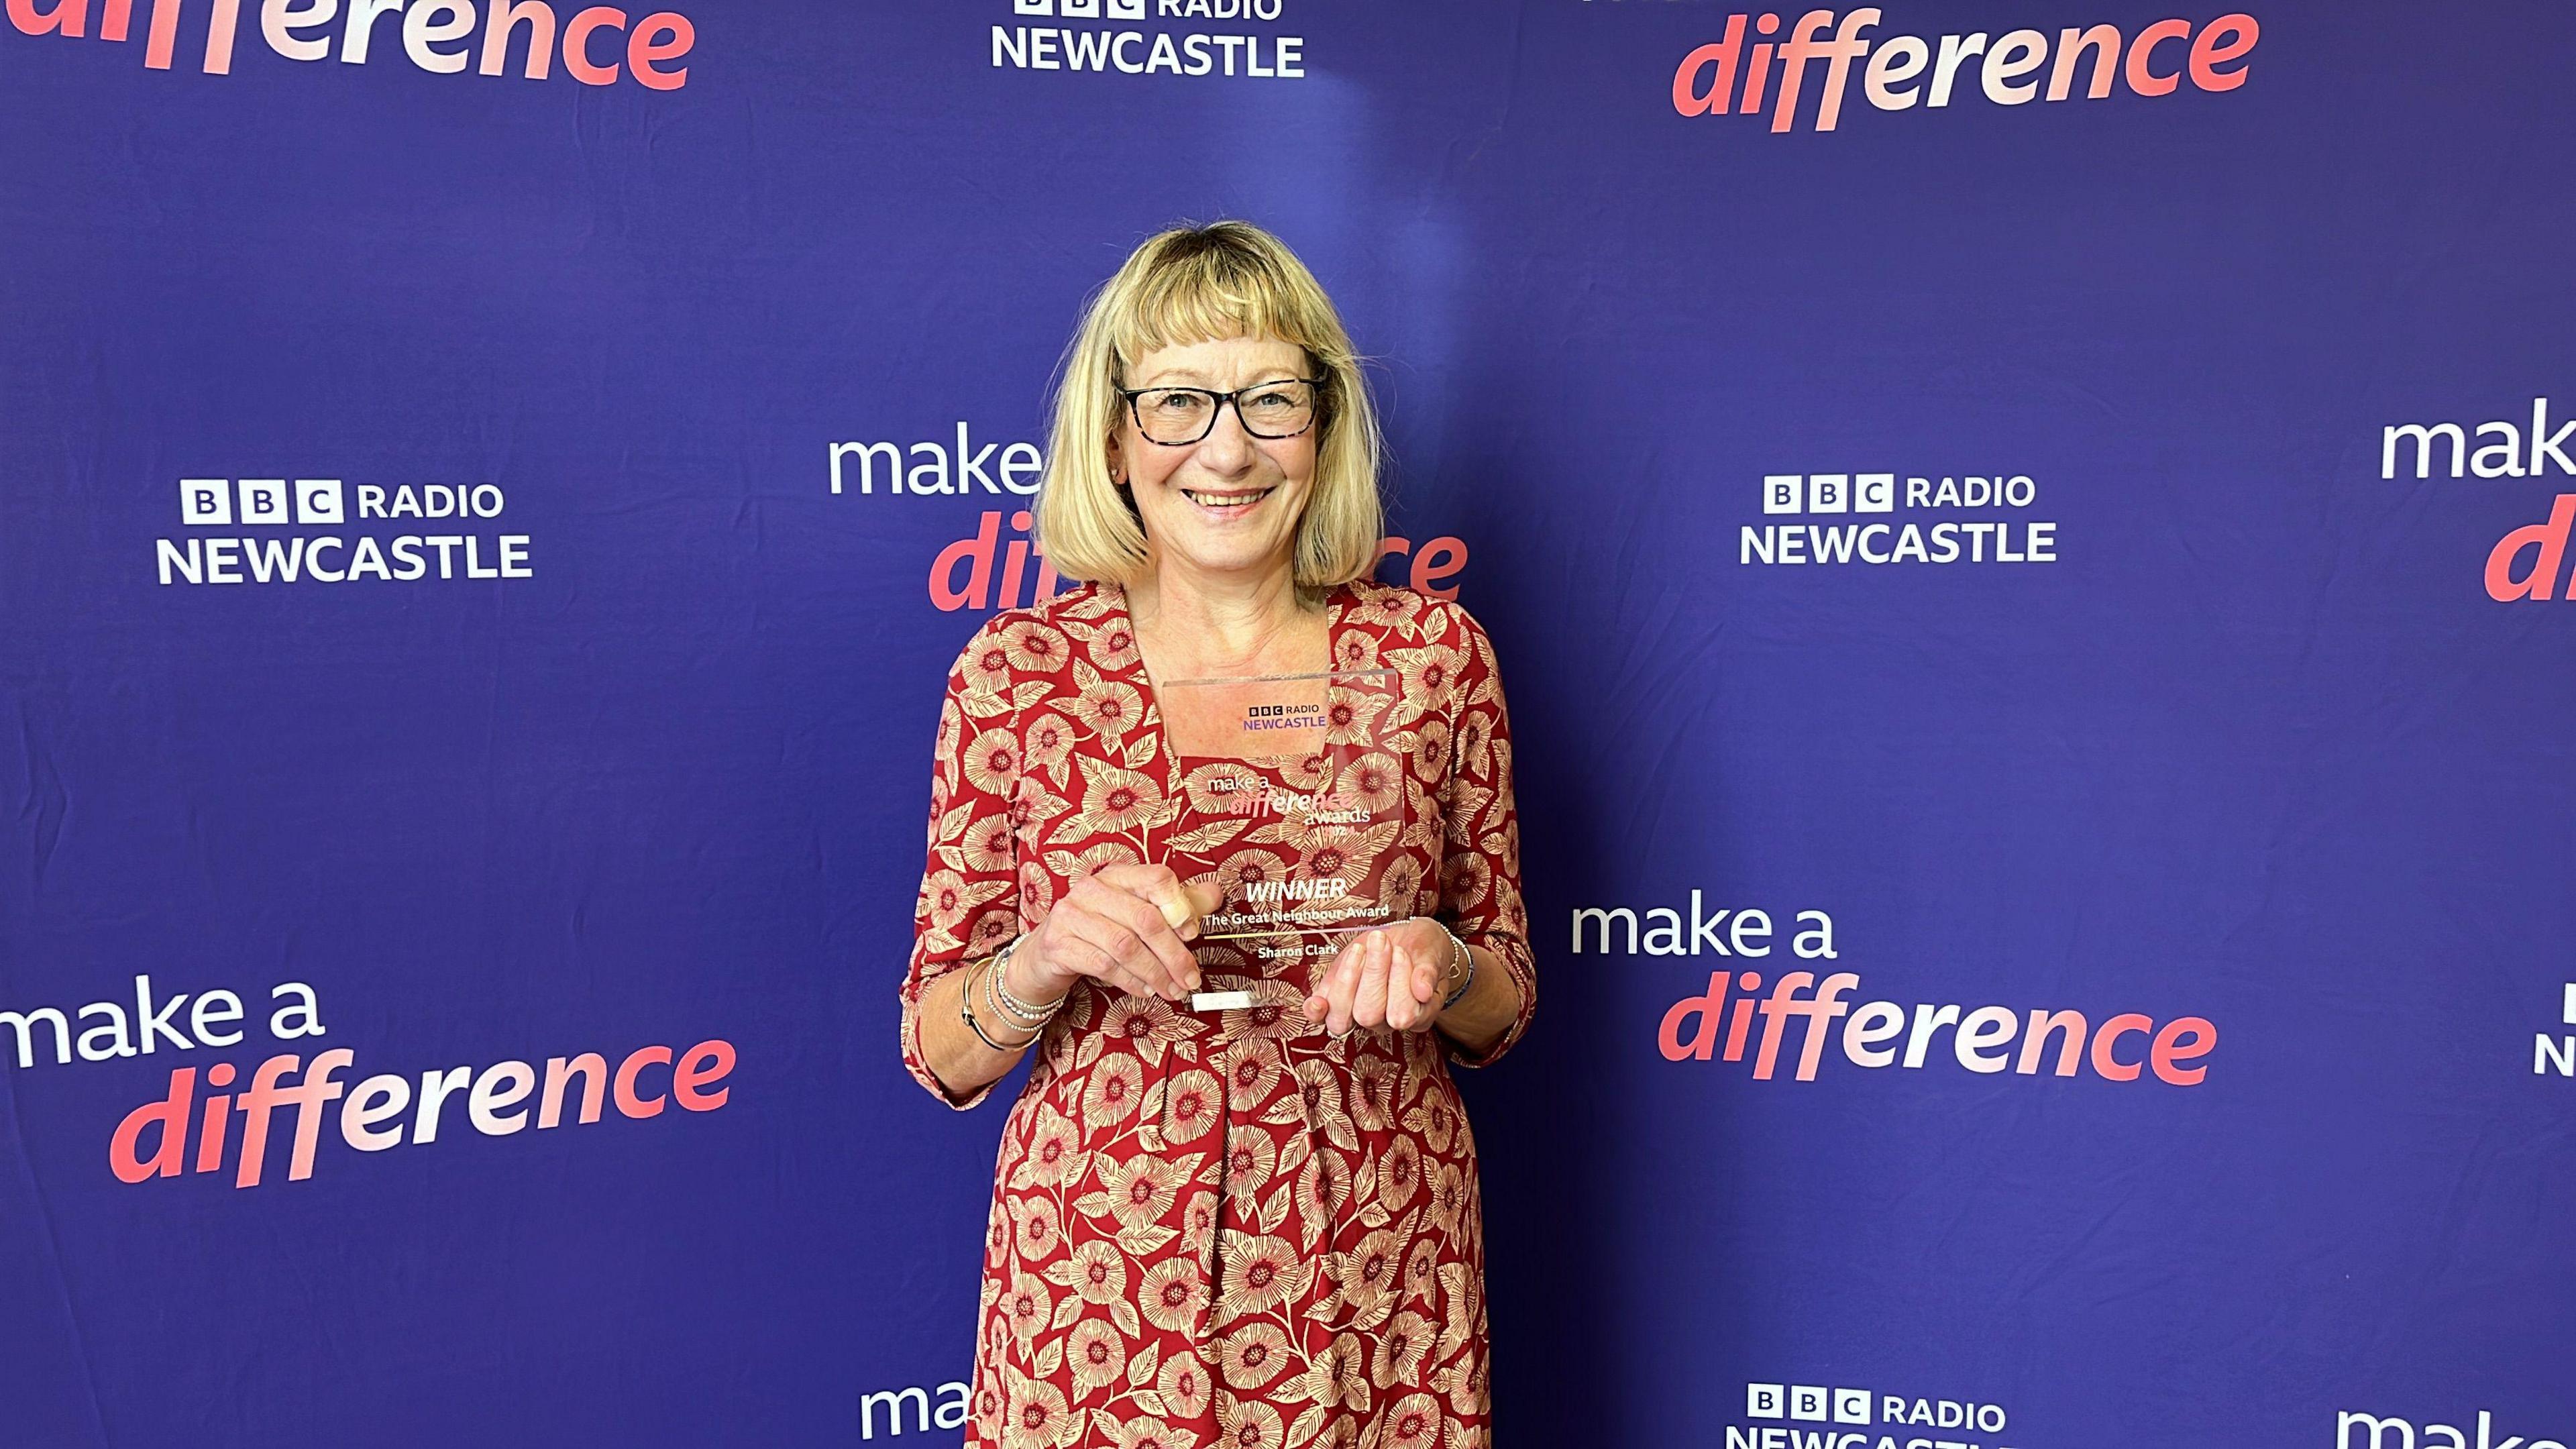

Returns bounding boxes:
[901,578,1536,1449]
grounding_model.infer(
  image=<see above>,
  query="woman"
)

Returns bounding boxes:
[900,220,1535,1449]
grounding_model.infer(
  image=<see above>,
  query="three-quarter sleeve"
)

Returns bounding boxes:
[898,620,1026,1110]
[1433,608,1536,1069]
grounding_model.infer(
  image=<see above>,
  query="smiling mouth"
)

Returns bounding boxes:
[1182,486,1275,512]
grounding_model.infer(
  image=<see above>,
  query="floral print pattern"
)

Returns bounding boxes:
[902,580,1534,1449]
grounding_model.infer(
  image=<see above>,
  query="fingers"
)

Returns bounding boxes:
[1351,930,1393,1032]
[1315,930,1393,1036]
[1062,909,1192,1001]
[1061,874,1200,999]
[1387,943,1441,1032]
[1301,950,1339,1028]
[1303,934,1360,1033]
[1043,928,1167,1002]
[1026,864,1231,1007]
[1303,924,1444,1035]
[1077,877,1203,996]
[1094,863,1209,942]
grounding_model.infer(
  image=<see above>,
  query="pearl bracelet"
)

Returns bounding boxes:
[959,960,1034,1054]
[959,936,1056,1054]
[985,934,1065,1025]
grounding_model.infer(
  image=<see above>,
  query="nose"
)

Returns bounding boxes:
[1192,400,1258,476]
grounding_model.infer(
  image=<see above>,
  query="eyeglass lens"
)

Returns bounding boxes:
[1130,381,1316,444]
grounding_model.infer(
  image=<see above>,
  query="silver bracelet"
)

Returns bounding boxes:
[959,959,1035,1053]
[986,934,1065,1026]
[1437,923,1477,1010]
[979,957,1028,1038]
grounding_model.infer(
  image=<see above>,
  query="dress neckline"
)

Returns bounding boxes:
[1104,578,1357,771]
[1104,578,1354,691]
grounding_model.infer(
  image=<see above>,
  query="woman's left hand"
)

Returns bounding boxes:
[1303,918,1461,1036]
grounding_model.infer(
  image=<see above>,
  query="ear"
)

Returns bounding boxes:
[1106,431,1126,486]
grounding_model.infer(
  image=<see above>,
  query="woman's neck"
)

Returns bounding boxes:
[1126,558,1324,678]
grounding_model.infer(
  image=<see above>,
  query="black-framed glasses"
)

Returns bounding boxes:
[1117,377,1323,446]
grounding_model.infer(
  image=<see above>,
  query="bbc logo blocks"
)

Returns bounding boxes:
[1764,474,1895,515]
[1748,1383,1872,1426]
[179,479,343,527]
[1014,0,1148,17]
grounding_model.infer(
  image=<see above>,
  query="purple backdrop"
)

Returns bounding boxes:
[3,1,2571,1445]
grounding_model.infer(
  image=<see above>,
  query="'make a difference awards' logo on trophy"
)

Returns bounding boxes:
[1152,668,1403,1013]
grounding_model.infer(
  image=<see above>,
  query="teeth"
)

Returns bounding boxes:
[1185,488,1271,508]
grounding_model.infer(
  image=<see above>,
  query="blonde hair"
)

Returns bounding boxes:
[1033,221,1385,594]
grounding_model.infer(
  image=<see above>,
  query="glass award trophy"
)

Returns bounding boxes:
[1152,667,1407,1013]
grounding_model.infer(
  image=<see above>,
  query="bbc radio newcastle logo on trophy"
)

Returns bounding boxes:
[154,478,534,587]
[993,0,1308,80]
[1741,472,2059,568]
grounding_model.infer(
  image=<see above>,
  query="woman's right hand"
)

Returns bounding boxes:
[1008,864,1223,1005]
